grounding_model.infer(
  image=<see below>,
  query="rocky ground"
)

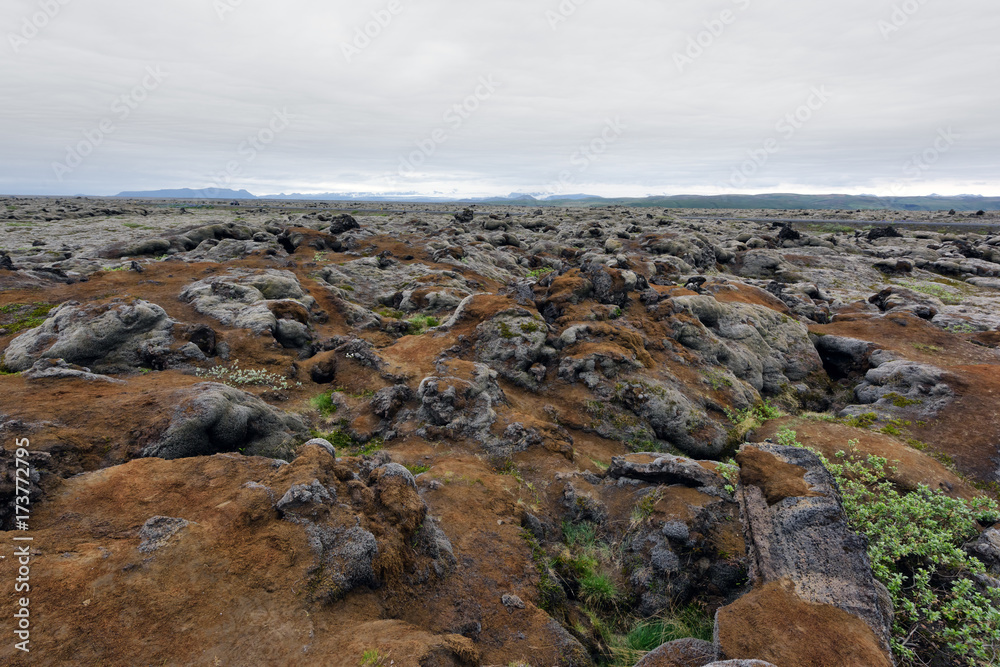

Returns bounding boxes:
[2,197,1000,666]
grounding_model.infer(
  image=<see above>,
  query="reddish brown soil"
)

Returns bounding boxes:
[716,580,892,667]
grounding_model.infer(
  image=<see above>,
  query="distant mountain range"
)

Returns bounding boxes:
[115,187,258,200]
[111,188,1000,212]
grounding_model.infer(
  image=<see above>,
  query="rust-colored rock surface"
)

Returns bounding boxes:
[3,200,1000,665]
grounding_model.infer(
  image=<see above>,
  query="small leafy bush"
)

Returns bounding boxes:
[406,315,440,334]
[716,459,739,494]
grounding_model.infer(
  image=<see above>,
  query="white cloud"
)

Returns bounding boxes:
[1,0,998,196]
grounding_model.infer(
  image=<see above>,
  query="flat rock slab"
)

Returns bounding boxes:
[608,452,723,489]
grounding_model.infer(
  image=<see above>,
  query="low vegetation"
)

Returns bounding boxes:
[724,399,782,447]
[0,302,55,336]
[359,648,386,666]
[310,391,338,417]
[309,428,384,457]
[405,315,440,334]
[196,361,299,391]
[608,604,714,666]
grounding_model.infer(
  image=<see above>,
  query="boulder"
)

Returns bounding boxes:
[812,334,876,380]
[417,361,506,439]
[474,308,550,389]
[179,270,314,348]
[673,296,822,395]
[965,527,1000,576]
[613,380,727,458]
[369,385,414,419]
[303,524,379,603]
[2,299,175,373]
[633,638,715,667]
[715,581,891,667]
[845,358,954,422]
[326,214,359,234]
[98,238,172,258]
[141,382,306,460]
[737,250,789,279]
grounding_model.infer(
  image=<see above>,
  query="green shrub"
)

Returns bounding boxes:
[310,429,354,450]
[406,315,440,334]
[563,521,598,549]
[716,459,739,494]
[521,530,563,612]
[308,429,382,456]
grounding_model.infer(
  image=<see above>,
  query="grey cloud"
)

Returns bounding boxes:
[0,0,997,197]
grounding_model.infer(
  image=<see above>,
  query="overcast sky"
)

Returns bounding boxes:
[1,0,998,198]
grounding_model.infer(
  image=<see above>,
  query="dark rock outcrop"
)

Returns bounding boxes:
[713,443,894,666]
[141,382,306,459]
